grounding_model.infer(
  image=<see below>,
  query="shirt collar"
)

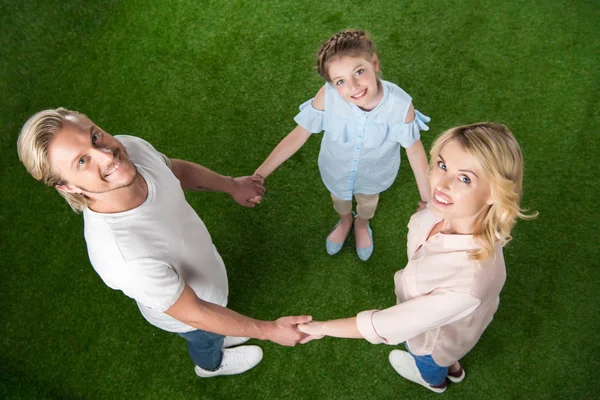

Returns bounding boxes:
[420,208,481,251]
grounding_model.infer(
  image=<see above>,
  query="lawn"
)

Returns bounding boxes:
[1,0,598,399]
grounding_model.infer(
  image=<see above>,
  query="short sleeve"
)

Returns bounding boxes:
[390,109,431,148]
[159,153,171,168]
[122,261,185,313]
[294,99,325,133]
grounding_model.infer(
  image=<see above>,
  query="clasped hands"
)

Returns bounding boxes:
[230,174,265,207]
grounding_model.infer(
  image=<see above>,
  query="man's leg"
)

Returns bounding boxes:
[178,329,263,377]
[178,329,225,371]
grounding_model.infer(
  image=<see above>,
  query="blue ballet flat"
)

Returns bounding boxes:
[356,223,374,261]
[326,220,347,256]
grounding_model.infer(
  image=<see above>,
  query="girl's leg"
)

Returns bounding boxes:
[328,193,353,244]
[354,193,379,249]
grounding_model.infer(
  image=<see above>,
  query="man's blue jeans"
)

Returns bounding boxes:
[178,329,225,371]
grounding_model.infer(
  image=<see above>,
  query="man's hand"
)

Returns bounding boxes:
[231,175,265,207]
[265,315,313,346]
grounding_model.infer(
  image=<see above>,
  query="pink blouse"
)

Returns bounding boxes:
[356,208,506,366]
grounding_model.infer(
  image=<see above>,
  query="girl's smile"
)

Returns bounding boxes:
[327,55,383,111]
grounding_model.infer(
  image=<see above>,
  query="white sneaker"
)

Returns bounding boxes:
[447,365,466,383]
[194,345,263,378]
[223,336,250,348]
[389,350,447,393]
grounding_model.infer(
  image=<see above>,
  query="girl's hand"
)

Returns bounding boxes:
[297,321,326,340]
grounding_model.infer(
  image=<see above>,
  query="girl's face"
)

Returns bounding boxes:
[429,139,492,229]
[327,54,382,111]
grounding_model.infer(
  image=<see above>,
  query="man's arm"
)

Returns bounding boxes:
[169,159,265,207]
[165,285,312,346]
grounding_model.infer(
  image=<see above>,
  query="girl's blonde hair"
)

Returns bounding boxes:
[316,29,376,81]
[17,108,90,213]
[430,122,537,261]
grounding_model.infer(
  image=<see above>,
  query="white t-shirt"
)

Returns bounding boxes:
[83,135,229,333]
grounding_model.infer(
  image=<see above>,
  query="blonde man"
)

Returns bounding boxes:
[18,108,312,378]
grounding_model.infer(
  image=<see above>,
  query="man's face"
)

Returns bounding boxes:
[48,119,138,196]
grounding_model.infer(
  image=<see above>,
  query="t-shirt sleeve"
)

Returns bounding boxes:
[390,109,431,148]
[356,290,480,345]
[294,99,325,133]
[87,232,184,313]
[123,260,185,313]
[116,135,171,168]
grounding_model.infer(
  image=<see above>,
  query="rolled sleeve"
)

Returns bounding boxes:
[357,309,389,344]
[363,291,480,345]
[294,99,325,133]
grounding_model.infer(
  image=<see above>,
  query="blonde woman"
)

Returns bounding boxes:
[298,123,537,393]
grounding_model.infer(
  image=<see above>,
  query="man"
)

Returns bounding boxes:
[17,108,311,377]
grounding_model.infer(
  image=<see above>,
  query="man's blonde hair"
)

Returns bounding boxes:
[17,108,90,213]
[430,122,537,261]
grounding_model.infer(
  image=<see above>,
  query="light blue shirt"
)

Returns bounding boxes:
[294,80,430,200]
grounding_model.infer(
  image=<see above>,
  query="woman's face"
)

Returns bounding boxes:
[429,139,492,227]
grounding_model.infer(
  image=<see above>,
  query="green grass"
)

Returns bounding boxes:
[1,0,599,398]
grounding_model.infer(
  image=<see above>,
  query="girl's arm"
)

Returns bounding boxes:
[404,103,430,203]
[254,125,312,178]
[254,86,326,178]
[297,317,363,339]
[406,140,431,203]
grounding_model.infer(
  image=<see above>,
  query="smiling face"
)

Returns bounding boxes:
[48,120,138,196]
[429,139,492,230]
[327,55,382,111]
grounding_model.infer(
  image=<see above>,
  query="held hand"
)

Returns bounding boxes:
[267,315,312,346]
[297,321,326,342]
[231,175,265,207]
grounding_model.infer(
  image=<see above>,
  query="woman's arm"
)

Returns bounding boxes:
[298,317,363,339]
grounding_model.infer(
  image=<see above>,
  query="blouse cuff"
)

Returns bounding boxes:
[294,99,325,133]
[356,310,388,344]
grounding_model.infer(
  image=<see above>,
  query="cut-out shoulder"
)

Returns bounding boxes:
[312,85,326,111]
[404,103,415,123]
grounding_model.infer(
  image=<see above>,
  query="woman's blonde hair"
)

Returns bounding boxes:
[430,122,537,261]
[17,108,90,213]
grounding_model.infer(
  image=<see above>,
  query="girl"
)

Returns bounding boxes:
[297,123,537,393]
[254,29,431,261]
